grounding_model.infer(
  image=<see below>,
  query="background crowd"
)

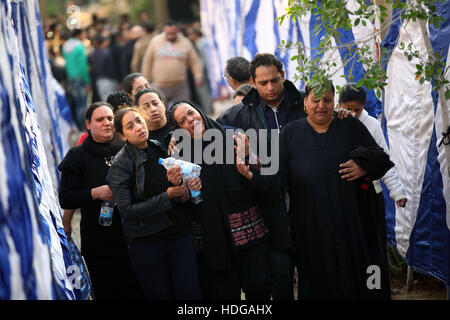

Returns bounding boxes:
[44,12,213,133]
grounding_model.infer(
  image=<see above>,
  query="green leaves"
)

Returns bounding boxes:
[278,0,449,100]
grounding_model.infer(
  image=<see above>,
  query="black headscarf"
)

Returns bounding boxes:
[169,101,247,270]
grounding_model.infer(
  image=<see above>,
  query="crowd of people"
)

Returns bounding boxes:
[52,13,408,300]
[45,13,212,131]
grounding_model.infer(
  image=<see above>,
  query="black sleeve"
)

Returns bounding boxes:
[58,148,94,209]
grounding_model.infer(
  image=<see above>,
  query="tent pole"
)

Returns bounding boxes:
[406,265,414,292]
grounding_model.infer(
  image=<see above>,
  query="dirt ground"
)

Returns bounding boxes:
[70,210,447,300]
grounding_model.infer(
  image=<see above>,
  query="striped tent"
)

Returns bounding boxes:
[0,0,89,299]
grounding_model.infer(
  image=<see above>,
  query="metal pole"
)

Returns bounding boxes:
[406,265,414,292]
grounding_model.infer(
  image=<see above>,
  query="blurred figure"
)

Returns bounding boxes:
[224,57,251,91]
[141,20,203,106]
[131,21,156,73]
[120,25,143,79]
[232,84,253,105]
[89,34,118,101]
[62,28,91,130]
[187,26,213,115]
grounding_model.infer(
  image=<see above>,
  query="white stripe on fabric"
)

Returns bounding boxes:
[384,20,435,256]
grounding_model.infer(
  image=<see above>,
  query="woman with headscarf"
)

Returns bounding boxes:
[240,81,394,300]
[58,102,141,299]
[169,101,271,300]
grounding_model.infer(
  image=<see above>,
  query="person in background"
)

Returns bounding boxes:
[131,21,157,73]
[187,26,213,115]
[122,72,150,100]
[120,25,143,79]
[240,81,393,299]
[134,87,172,149]
[338,83,407,253]
[89,34,118,101]
[107,107,201,300]
[59,102,141,300]
[232,84,253,105]
[141,20,203,105]
[223,56,252,91]
[62,28,91,130]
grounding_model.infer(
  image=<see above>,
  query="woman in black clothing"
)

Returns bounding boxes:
[58,102,141,300]
[241,82,393,300]
[169,101,271,300]
[107,107,201,300]
[134,87,172,149]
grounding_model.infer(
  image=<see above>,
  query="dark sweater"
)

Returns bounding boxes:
[58,135,128,257]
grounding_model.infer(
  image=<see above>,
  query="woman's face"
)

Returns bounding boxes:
[86,106,114,143]
[304,88,335,127]
[172,103,205,138]
[131,76,150,98]
[137,92,167,130]
[121,110,149,149]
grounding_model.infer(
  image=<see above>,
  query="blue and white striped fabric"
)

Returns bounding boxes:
[201,0,449,286]
[0,0,90,299]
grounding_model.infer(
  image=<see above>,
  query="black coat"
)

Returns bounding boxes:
[250,117,393,299]
[58,135,128,257]
[216,80,306,250]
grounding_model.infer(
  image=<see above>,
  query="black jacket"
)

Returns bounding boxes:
[107,140,181,240]
[216,80,306,250]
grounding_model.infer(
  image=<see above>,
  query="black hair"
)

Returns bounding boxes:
[71,29,83,38]
[164,20,178,27]
[226,57,251,83]
[250,53,283,79]
[121,73,144,95]
[304,80,335,98]
[106,91,133,113]
[134,87,167,107]
[140,21,155,34]
[114,107,140,134]
[84,102,114,129]
[339,83,367,106]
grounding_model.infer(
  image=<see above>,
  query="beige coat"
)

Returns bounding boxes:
[140,32,203,88]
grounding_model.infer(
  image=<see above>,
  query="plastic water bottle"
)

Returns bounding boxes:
[158,157,203,204]
[99,200,114,226]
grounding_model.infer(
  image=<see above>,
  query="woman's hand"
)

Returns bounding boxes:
[233,132,250,160]
[167,165,183,185]
[187,177,202,191]
[91,185,114,202]
[168,137,180,156]
[338,159,367,181]
[236,162,253,180]
[167,184,187,199]
[396,198,407,207]
[335,106,355,119]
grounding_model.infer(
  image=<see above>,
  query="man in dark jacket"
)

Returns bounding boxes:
[216,53,306,300]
